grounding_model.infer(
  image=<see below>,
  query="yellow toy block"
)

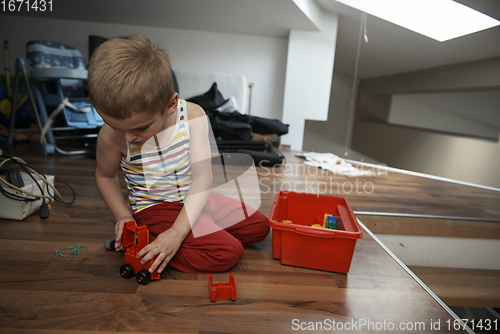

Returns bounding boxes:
[323,214,335,228]
[282,220,293,224]
[311,224,324,228]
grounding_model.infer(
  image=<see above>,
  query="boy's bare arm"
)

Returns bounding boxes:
[95,125,134,250]
[175,102,213,233]
[137,103,213,273]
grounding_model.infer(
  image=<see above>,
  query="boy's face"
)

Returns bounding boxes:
[101,94,179,146]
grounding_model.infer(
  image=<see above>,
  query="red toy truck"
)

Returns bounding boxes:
[119,221,160,285]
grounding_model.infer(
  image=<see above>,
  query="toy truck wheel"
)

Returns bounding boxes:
[136,269,151,285]
[120,263,134,279]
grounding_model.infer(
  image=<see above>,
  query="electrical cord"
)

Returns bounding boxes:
[1,159,45,201]
[46,177,75,205]
[0,156,61,201]
[0,155,76,218]
[40,98,92,145]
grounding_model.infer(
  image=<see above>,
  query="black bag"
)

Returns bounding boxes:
[186,82,227,111]
[216,140,272,152]
[247,116,289,136]
[215,140,284,167]
[216,111,289,136]
[185,81,289,138]
[209,116,253,141]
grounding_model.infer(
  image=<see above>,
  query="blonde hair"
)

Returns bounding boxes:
[88,35,174,119]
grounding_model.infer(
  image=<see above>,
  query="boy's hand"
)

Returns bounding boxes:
[135,228,185,274]
[114,217,136,251]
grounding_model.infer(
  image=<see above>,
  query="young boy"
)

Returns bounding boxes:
[88,35,269,275]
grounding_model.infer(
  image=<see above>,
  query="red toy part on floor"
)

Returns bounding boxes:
[208,273,237,301]
[120,221,160,285]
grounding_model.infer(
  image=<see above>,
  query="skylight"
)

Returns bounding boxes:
[335,0,500,42]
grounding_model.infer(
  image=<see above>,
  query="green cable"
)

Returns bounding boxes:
[55,244,87,257]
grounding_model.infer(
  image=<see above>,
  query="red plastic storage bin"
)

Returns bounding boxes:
[268,191,363,274]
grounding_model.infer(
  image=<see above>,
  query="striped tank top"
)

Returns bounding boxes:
[120,99,192,213]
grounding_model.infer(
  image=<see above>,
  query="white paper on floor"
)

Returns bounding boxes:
[295,152,374,177]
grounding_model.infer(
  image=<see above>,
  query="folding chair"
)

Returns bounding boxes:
[8,40,104,155]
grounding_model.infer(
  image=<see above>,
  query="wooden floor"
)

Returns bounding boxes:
[280,152,500,221]
[0,142,492,333]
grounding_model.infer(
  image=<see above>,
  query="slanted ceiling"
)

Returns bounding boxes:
[3,0,500,79]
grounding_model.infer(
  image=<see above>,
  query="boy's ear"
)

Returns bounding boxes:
[165,93,179,115]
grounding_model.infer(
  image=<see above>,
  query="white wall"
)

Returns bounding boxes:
[352,58,500,189]
[281,12,339,150]
[352,120,500,189]
[388,92,500,140]
[303,71,353,153]
[0,15,288,120]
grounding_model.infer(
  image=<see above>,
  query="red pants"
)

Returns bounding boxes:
[134,192,269,273]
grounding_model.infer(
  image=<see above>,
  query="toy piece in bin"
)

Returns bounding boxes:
[268,191,363,274]
[208,273,237,301]
[336,217,344,230]
[324,214,338,230]
[120,221,160,285]
[282,220,293,224]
